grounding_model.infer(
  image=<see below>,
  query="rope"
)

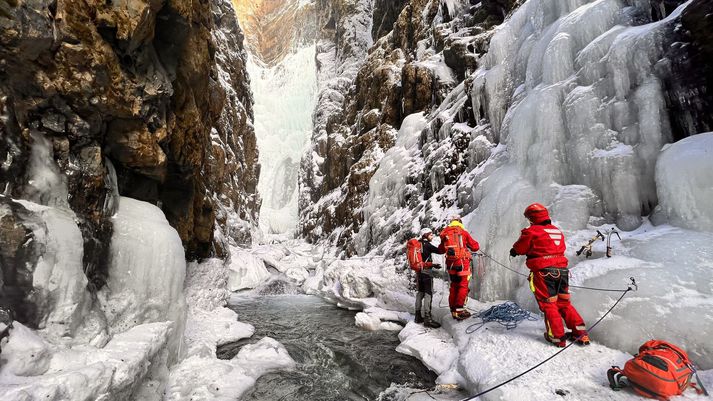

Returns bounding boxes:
[478,252,638,293]
[459,285,635,401]
[465,302,537,334]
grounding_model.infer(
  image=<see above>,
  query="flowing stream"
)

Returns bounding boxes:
[218,295,436,400]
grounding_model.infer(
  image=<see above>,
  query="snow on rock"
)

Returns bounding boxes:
[13,200,89,338]
[397,322,459,376]
[99,197,187,360]
[398,299,712,401]
[655,132,713,231]
[0,322,173,401]
[234,337,296,376]
[1,323,51,376]
[227,247,272,291]
[165,337,295,401]
[182,258,254,359]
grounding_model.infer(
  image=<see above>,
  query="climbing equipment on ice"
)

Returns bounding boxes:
[606,228,621,258]
[576,230,605,258]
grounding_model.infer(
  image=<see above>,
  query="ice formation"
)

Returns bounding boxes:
[99,197,187,359]
[251,46,318,235]
[655,132,713,231]
[466,0,693,300]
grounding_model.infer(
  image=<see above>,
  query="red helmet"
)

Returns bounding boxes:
[524,203,550,223]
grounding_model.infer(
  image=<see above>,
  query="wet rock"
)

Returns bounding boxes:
[0,199,40,327]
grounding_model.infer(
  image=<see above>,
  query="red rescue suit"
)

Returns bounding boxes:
[512,223,586,343]
[439,221,480,312]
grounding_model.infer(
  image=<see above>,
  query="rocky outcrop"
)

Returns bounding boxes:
[233,0,317,66]
[298,0,517,252]
[665,0,713,140]
[0,0,260,286]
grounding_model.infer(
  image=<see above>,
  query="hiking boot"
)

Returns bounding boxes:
[544,332,566,348]
[451,309,471,321]
[414,313,424,324]
[576,334,591,346]
[424,318,441,329]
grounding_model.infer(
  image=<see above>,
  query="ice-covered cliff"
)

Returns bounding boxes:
[0,0,260,264]
[299,0,713,280]
[0,0,265,398]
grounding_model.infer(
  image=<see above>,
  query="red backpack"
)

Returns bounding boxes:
[406,238,425,271]
[440,226,470,265]
[608,340,708,400]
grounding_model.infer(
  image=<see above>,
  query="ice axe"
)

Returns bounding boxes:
[576,230,605,258]
[606,228,621,258]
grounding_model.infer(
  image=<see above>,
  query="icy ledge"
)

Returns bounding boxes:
[398,304,713,401]
[165,257,296,401]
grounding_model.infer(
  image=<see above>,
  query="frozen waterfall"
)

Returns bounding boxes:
[251,47,317,236]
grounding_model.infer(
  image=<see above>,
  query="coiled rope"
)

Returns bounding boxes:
[465,301,537,334]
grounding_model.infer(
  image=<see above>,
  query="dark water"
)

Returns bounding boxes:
[217,295,437,401]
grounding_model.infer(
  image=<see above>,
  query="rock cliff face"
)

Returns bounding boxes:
[233,0,317,66]
[299,0,518,252]
[299,0,713,259]
[0,0,259,291]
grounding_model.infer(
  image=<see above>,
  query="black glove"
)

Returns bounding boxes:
[432,264,442,269]
[509,248,518,257]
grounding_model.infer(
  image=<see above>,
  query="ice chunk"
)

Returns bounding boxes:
[227,247,271,291]
[1,322,51,376]
[655,132,713,231]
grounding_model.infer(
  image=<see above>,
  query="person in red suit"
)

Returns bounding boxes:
[438,215,480,320]
[510,203,589,347]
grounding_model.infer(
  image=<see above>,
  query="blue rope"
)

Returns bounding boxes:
[465,301,537,334]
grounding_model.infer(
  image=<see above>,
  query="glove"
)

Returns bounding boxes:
[432,263,442,269]
[509,248,518,257]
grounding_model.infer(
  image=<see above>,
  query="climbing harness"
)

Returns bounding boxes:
[576,230,605,258]
[465,301,537,334]
[458,281,637,401]
[606,228,621,258]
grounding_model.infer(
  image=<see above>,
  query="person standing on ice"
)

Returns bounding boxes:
[509,203,590,347]
[438,215,480,321]
[414,228,444,328]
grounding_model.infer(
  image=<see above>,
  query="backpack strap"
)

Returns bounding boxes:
[690,365,709,396]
